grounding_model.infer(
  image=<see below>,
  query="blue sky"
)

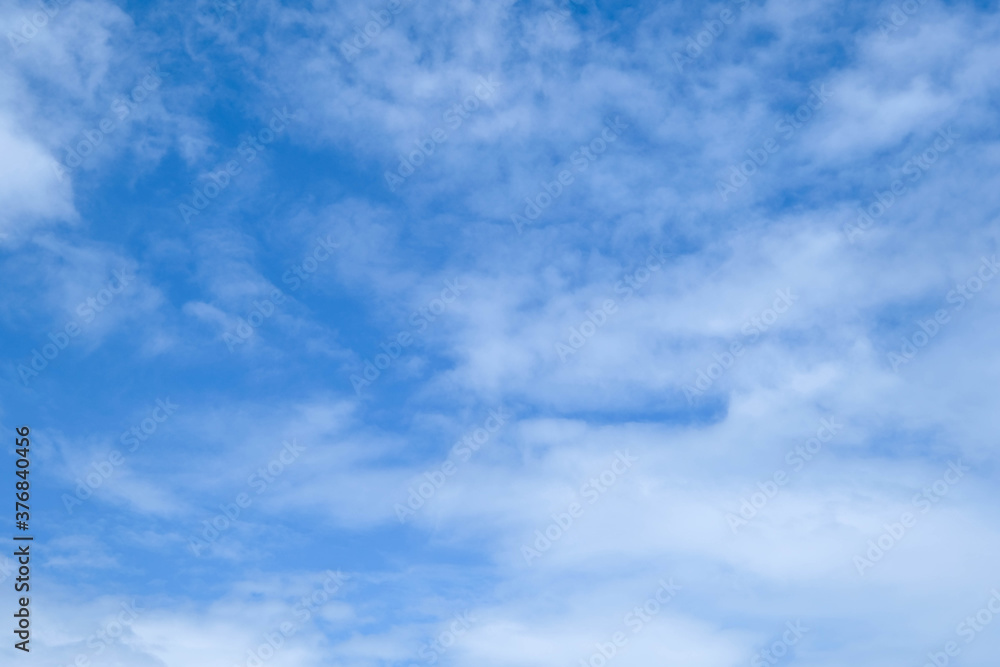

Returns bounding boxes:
[2,0,1000,665]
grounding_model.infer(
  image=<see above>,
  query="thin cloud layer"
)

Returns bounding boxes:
[1,1,999,665]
